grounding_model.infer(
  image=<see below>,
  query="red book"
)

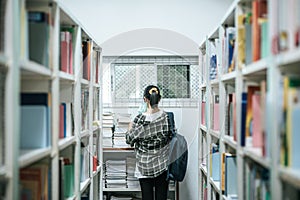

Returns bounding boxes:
[60,32,69,72]
[68,32,73,74]
[93,156,98,171]
[252,93,263,148]
[201,102,206,126]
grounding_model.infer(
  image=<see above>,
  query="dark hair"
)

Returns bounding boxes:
[143,85,161,108]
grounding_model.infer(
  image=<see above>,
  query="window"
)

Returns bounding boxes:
[103,56,199,107]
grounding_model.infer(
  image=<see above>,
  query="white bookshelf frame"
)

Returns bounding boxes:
[1,0,102,199]
[198,0,300,199]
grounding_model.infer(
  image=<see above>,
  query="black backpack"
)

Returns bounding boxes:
[166,112,188,182]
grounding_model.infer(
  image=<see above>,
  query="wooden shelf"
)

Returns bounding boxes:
[58,136,76,151]
[103,187,141,192]
[20,59,52,78]
[81,79,90,85]
[275,48,300,67]
[200,125,207,132]
[200,83,207,89]
[223,135,237,150]
[279,167,300,189]
[221,71,236,82]
[0,166,6,178]
[103,147,134,153]
[209,177,221,193]
[59,71,75,82]
[210,78,219,86]
[93,83,100,88]
[243,147,270,169]
[92,166,101,177]
[242,58,268,76]
[103,184,176,192]
[0,53,8,67]
[19,147,52,168]
[80,130,90,138]
[200,164,208,177]
[210,129,220,139]
[80,178,91,193]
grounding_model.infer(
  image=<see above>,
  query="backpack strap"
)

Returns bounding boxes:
[166,111,176,181]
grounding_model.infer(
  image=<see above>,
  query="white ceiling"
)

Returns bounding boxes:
[59,0,233,55]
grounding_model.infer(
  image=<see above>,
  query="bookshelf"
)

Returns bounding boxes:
[199,0,300,199]
[0,0,102,199]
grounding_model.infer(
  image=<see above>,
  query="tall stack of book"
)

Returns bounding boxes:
[104,160,127,188]
[113,113,131,148]
[126,157,139,189]
[102,112,114,148]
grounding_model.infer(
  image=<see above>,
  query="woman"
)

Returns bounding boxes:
[126,85,173,200]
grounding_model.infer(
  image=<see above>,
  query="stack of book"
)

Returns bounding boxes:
[126,157,139,189]
[104,160,127,188]
[102,112,114,148]
[113,113,131,148]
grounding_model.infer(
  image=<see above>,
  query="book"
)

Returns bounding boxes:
[252,1,260,61]
[252,93,263,148]
[260,19,268,59]
[20,106,49,149]
[232,93,237,142]
[245,86,260,146]
[28,11,50,67]
[226,27,236,72]
[60,31,70,73]
[213,95,220,131]
[64,164,74,197]
[59,104,65,139]
[287,77,300,168]
[225,154,237,196]
[241,92,247,146]
[82,40,91,81]
[245,12,253,65]
[20,164,49,200]
[237,14,246,69]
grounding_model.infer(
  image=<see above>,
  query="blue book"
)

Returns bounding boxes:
[20,105,49,149]
[245,24,252,65]
[21,93,49,106]
[241,93,247,146]
[62,103,67,137]
[292,106,300,169]
[225,155,237,196]
[28,11,49,67]
[211,152,220,181]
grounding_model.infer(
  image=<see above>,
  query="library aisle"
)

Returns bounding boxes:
[1,0,300,199]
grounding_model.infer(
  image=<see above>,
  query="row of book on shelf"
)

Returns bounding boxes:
[19,142,100,199]
[201,142,271,200]
[24,9,100,82]
[201,80,268,157]
[202,0,269,80]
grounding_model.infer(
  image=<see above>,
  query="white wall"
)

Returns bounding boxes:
[58,0,232,55]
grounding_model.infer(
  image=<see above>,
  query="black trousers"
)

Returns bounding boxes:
[139,171,169,200]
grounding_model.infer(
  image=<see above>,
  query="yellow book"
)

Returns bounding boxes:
[238,14,246,69]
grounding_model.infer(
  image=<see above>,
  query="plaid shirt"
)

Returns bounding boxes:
[126,111,172,177]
